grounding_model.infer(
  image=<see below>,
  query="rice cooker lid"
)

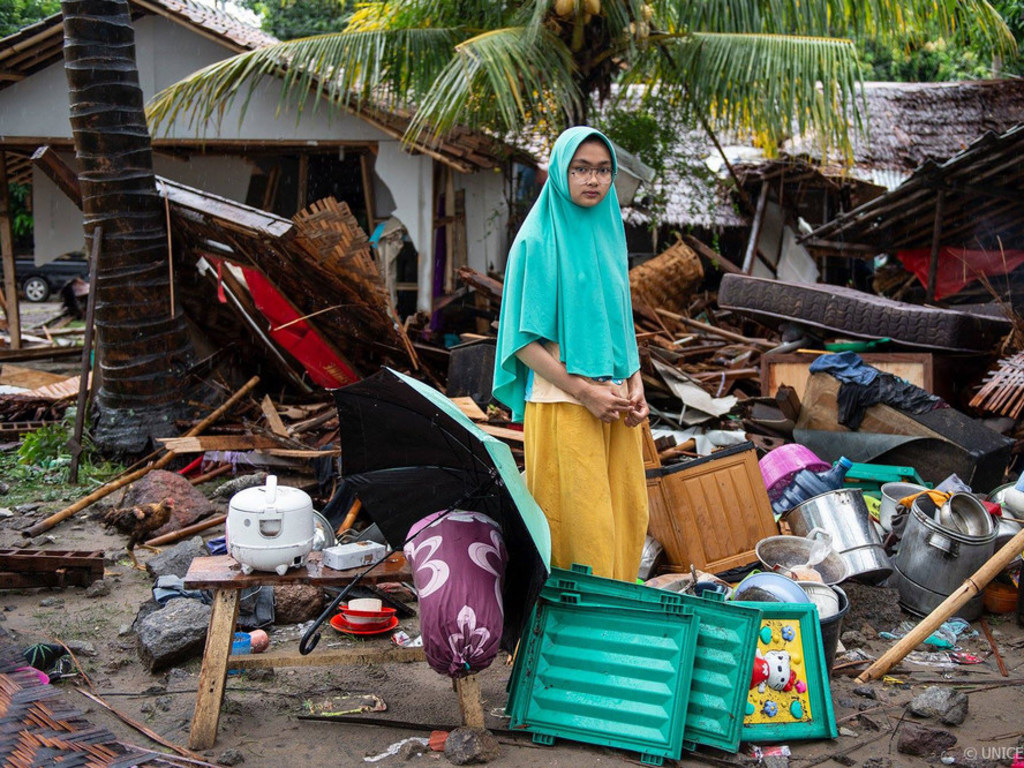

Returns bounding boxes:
[229,475,312,515]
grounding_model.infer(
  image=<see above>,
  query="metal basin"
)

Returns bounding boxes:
[784,489,892,583]
[755,534,848,585]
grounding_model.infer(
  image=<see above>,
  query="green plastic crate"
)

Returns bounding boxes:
[507,598,699,765]
[530,566,762,753]
[733,601,838,742]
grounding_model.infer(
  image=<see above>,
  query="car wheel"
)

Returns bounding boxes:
[23,276,51,302]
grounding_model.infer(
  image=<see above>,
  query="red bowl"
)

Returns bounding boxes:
[339,605,397,627]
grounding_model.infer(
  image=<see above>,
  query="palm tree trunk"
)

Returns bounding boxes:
[62,0,194,454]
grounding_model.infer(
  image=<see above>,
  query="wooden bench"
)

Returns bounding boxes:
[183,551,430,750]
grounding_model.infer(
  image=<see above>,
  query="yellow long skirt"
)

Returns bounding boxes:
[523,401,649,582]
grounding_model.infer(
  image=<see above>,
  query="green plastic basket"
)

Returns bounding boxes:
[525,566,762,753]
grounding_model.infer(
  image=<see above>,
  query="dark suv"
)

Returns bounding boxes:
[1,252,89,302]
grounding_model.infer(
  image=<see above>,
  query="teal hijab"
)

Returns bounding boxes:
[493,126,639,423]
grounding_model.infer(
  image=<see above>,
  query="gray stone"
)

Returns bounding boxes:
[897,724,957,757]
[145,537,209,579]
[861,759,892,768]
[64,639,97,657]
[763,755,789,768]
[272,584,323,624]
[839,726,858,737]
[397,740,426,759]
[841,629,869,647]
[39,597,64,608]
[136,598,211,672]
[85,580,111,598]
[853,685,878,700]
[218,748,245,766]
[444,727,500,765]
[908,686,969,726]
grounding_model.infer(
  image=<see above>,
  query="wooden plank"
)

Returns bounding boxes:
[260,394,289,437]
[183,551,411,590]
[477,424,524,443]
[30,145,82,208]
[157,435,281,453]
[0,346,83,362]
[0,364,66,389]
[260,448,341,458]
[450,396,486,421]
[761,352,933,399]
[0,150,21,351]
[227,645,426,669]
[189,589,240,750]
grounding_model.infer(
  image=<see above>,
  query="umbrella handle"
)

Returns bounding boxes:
[298,547,398,655]
[299,580,359,655]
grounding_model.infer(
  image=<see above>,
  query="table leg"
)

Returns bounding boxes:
[456,674,485,729]
[189,588,240,750]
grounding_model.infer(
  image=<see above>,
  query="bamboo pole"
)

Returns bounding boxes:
[855,527,1024,683]
[145,514,226,548]
[23,376,260,538]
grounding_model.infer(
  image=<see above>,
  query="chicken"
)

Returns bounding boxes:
[103,498,175,569]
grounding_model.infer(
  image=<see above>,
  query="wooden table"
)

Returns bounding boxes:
[183,551,424,750]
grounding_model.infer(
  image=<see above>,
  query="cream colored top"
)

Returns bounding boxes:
[526,341,629,407]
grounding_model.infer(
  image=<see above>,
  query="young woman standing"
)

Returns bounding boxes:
[493,126,649,582]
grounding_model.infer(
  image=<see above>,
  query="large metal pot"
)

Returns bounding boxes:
[784,489,892,583]
[894,494,996,597]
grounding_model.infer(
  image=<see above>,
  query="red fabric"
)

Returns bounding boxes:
[240,266,359,388]
[897,247,1024,301]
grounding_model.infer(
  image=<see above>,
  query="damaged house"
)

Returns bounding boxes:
[0,0,524,327]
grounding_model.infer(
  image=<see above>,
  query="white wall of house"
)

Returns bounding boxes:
[456,169,509,276]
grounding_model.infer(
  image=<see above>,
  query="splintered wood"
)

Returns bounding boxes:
[970,351,1024,418]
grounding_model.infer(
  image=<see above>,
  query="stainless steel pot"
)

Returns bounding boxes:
[895,494,996,597]
[937,492,994,536]
[879,482,928,532]
[889,561,984,620]
[783,489,892,583]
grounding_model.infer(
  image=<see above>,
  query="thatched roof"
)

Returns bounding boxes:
[787,79,1024,188]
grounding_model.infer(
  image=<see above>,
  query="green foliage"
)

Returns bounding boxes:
[8,409,123,493]
[0,0,61,37]
[238,0,354,39]
[8,183,33,248]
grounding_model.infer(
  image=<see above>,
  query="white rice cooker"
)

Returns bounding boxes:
[226,475,315,575]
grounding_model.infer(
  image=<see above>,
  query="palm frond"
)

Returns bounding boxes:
[146,25,462,135]
[631,31,863,161]
[407,25,581,141]
[663,0,1014,56]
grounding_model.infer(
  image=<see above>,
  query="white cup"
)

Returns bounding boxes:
[348,598,383,613]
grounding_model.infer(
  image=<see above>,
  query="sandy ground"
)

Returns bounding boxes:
[3,302,1024,767]
[1,509,1021,768]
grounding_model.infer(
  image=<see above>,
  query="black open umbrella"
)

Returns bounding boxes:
[303,368,550,654]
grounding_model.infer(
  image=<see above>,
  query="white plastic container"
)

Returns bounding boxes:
[322,541,387,571]
[227,475,315,575]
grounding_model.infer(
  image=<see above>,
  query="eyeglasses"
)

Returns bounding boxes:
[569,165,615,184]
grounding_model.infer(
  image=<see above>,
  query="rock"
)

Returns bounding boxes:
[39,597,64,608]
[119,469,219,538]
[841,629,869,647]
[136,598,211,672]
[397,740,426,759]
[146,536,209,579]
[272,584,323,624]
[897,724,957,757]
[444,727,500,765]
[857,713,883,731]
[908,686,969,726]
[64,639,97,657]
[837,697,857,709]
[861,759,892,768]
[85,580,111,598]
[218,748,245,766]
[763,755,789,768]
[839,726,858,737]
[0,480,9,494]
[854,685,878,700]
[843,582,903,634]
